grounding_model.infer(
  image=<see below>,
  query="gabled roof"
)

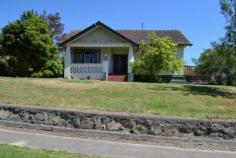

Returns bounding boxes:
[116,30,192,46]
[58,21,192,47]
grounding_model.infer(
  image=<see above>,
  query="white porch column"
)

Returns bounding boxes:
[102,55,109,80]
[64,46,71,79]
[128,45,134,81]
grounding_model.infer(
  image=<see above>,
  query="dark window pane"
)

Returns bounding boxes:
[92,50,100,63]
[71,49,83,63]
[77,50,84,63]
[84,50,91,63]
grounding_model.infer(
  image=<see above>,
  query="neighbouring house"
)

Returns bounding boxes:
[58,21,192,81]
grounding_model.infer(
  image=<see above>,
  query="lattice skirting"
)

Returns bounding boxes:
[70,66,103,74]
[70,66,104,80]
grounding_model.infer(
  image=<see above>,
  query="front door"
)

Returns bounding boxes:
[113,54,128,74]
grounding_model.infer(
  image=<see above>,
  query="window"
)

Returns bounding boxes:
[71,49,100,64]
[92,50,100,63]
[77,50,84,63]
[84,50,92,63]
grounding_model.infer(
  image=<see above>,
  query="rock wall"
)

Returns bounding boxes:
[0,105,235,140]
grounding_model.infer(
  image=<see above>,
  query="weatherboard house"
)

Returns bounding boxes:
[58,21,192,81]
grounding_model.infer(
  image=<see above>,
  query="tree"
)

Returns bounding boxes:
[132,33,182,76]
[196,0,236,85]
[39,11,64,42]
[220,0,236,48]
[220,0,236,85]
[0,10,63,77]
[196,43,236,85]
[191,58,199,66]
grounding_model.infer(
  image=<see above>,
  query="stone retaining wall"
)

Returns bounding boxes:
[0,104,235,140]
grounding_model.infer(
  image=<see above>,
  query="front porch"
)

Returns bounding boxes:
[64,44,135,81]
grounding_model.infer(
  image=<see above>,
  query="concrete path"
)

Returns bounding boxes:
[0,128,235,158]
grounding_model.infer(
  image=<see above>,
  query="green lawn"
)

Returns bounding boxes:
[0,144,99,158]
[0,77,236,119]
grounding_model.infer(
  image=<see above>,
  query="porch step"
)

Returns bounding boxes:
[107,75,128,82]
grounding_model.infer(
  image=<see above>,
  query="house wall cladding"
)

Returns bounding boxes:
[0,105,235,140]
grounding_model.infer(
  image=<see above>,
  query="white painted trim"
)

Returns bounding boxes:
[102,60,109,80]
[70,63,103,67]
[128,46,134,73]
[128,46,134,81]
[69,43,132,48]
[64,46,71,79]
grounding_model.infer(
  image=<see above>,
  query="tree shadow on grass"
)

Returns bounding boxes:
[149,85,186,91]
[183,85,236,98]
[150,84,236,98]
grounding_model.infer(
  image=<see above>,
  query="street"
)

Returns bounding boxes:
[0,127,235,158]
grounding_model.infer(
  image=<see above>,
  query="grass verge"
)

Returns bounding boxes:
[0,144,101,158]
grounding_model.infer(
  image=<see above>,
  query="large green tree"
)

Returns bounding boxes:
[196,43,236,85]
[197,0,236,85]
[0,11,62,77]
[132,33,182,76]
[220,0,236,48]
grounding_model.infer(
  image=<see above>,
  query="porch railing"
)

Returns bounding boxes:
[70,63,104,80]
[70,63,103,74]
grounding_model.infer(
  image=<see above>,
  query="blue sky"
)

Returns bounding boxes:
[0,0,226,65]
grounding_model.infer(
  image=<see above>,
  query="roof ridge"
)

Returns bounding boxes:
[65,29,181,34]
[116,29,180,31]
